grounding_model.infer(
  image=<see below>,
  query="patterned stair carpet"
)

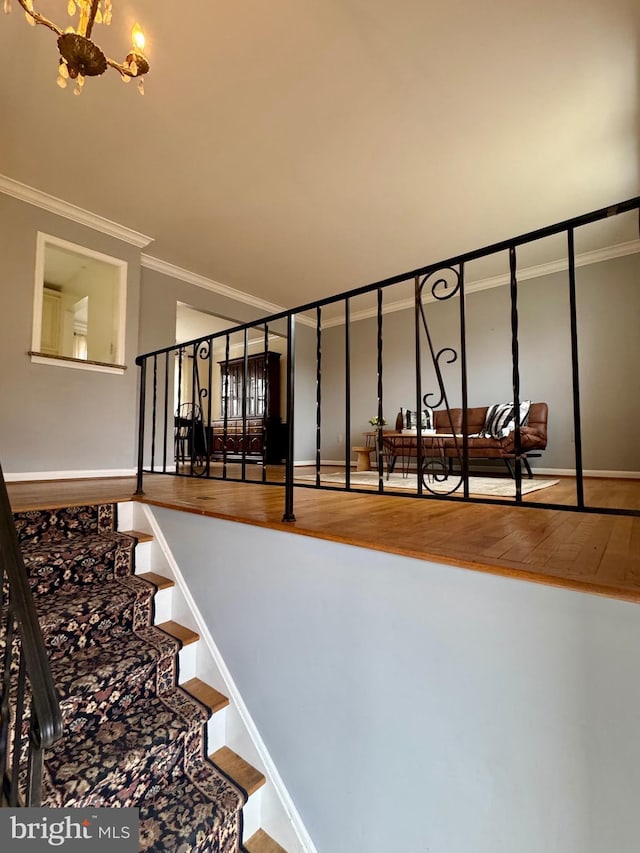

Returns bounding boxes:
[12,503,246,853]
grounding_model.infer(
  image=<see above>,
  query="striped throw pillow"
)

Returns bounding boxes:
[483,401,531,439]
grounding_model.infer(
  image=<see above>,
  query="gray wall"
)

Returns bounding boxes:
[318,254,640,471]
[152,505,640,853]
[0,194,141,474]
[0,192,319,475]
[138,267,269,357]
[292,320,318,463]
[2,190,636,476]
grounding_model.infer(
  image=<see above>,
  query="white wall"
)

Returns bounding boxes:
[150,506,640,853]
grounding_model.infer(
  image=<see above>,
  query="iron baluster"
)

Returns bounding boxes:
[344,298,351,491]
[242,330,248,482]
[458,261,469,498]
[223,335,230,480]
[377,287,384,493]
[416,268,464,495]
[150,354,157,472]
[162,351,169,473]
[414,275,423,495]
[567,227,585,508]
[509,246,523,503]
[0,607,16,786]
[282,313,296,521]
[176,345,184,474]
[135,355,147,495]
[206,336,213,479]
[315,307,322,488]
[10,651,27,805]
[263,326,269,483]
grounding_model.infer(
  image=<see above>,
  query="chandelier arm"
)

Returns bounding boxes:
[106,55,148,77]
[14,0,63,36]
[106,56,132,76]
[80,0,101,39]
[105,56,132,77]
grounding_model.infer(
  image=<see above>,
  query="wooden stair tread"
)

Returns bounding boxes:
[156,620,199,645]
[120,529,153,543]
[181,677,229,714]
[210,746,265,796]
[244,828,288,853]
[138,571,175,590]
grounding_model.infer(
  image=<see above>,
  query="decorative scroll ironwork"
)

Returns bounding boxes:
[420,266,461,301]
[188,341,212,477]
[416,266,465,497]
[422,348,457,411]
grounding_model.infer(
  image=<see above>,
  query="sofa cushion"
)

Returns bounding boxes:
[482,401,531,439]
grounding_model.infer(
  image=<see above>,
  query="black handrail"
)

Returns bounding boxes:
[135,195,640,520]
[136,195,640,362]
[0,462,63,805]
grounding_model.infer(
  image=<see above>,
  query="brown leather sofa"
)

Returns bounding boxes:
[385,402,548,478]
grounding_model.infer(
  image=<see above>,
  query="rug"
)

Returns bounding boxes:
[11,503,246,852]
[297,471,559,497]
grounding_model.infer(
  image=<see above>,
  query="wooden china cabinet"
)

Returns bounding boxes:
[209,352,284,463]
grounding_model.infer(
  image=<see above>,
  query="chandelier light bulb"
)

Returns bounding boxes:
[131,21,145,52]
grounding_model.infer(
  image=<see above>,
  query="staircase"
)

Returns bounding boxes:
[10,500,288,853]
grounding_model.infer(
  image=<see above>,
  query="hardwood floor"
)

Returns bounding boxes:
[7,470,640,604]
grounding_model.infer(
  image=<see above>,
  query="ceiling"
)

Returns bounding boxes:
[1,0,639,315]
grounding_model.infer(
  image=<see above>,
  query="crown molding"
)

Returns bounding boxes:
[140,253,317,327]
[0,175,154,248]
[320,239,640,328]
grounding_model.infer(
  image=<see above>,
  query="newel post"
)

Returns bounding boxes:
[135,355,147,496]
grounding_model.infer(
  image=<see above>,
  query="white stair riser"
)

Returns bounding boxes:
[178,642,198,683]
[242,788,263,842]
[206,707,227,753]
[151,587,172,624]
[116,502,134,530]
[133,540,152,572]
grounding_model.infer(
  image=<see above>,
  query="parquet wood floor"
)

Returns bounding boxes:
[7,470,640,604]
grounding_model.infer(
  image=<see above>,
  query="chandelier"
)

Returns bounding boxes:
[3,0,149,95]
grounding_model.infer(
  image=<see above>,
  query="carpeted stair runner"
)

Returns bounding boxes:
[12,503,246,852]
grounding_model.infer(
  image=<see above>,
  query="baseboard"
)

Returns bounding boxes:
[305,462,640,479]
[534,467,640,479]
[4,468,137,482]
[141,505,318,853]
[302,459,358,468]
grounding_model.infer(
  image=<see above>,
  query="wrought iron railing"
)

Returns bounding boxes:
[0,463,63,805]
[135,196,640,520]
